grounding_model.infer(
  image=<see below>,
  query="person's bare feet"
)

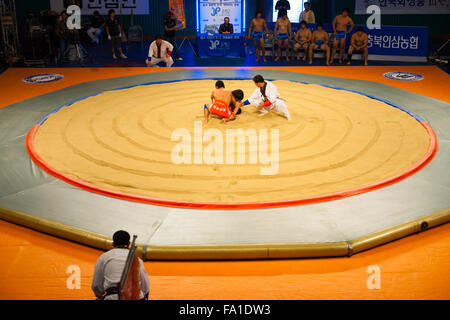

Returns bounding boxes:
[346,61,351,65]
[296,55,300,61]
[302,56,307,62]
[326,61,330,66]
[286,57,290,62]
[263,58,267,62]
[274,56,280,61]
[256,56,260,62]
[308,60,312,65]
[339,59,343,64]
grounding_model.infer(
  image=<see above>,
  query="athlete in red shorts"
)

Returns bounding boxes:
[204,89,244,123]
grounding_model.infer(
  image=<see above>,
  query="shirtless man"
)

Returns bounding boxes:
[293,21,312,61]
[204,81,244,123]
[347,27,368,66]
[274,13,292,62]
[330,8,354,64]
[308,23,330,65]
[248,11,269,62]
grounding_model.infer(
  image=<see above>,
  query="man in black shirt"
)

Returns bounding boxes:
[275,0,291,19]
[105,9,127,59]
[55,10,70,64]
[219,17,233,34]
[164,11,182,61]
[40,9,59,62]
[87,11,105,44]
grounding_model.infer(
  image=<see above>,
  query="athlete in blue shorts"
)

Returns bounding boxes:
[330,8,354,64]
[248,11,269,62]
[335,30,346,40]
[274,12,292,61]
[309,23,330,65]
[252,32,264,40]
[277,33,289,40]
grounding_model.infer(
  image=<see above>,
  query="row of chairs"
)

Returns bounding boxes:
[246,30,341,61]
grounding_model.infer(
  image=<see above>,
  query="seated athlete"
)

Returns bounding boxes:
[248,11,269,62]
[243,75,290,120]
[330,8,354,64]
[204,82,244,123]
[274,13,292,62]
[308,23,330,65]
[347,27,368,66]
[293,21,312,62]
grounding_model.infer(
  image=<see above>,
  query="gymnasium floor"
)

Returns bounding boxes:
[0,66,449,299]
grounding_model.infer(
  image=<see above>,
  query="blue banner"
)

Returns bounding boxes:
[197,34,243,57]
[266,22,428,58]
[364,26,428,57]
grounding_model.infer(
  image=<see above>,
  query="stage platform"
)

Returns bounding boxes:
[0,66,448,260]
[0,66,449,300]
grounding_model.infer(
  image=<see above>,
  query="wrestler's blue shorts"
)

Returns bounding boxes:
[335,31,346,40]
[252,32,264,40]
[314,40,324,47]
[277,33,289,40]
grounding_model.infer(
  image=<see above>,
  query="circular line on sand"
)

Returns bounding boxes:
[27,78,438,209]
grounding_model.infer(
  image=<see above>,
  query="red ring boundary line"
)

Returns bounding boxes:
[26,120,438,210]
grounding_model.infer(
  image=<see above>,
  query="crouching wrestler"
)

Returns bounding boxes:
[243,74,290,120]
[146,34,174,67]
[204,88,244,123]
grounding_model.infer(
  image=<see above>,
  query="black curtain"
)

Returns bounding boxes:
[257,0,273,22]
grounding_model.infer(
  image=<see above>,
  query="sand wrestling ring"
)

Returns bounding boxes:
[1,69,449,260]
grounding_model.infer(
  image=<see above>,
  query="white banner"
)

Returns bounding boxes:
[355,0,450,14]
[50,0,150,15]
[199,0,242,34]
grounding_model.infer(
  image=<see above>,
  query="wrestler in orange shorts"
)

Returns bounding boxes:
[204,89,244,123]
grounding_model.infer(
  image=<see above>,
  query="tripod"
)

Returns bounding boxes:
[179,36,198,57]
[62,29,90,66]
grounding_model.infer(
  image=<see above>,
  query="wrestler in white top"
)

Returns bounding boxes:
[146,35,174,67]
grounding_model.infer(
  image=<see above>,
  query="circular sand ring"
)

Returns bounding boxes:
[27,79,437,209]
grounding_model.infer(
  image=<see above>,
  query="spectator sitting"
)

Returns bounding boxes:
[105,9,127,60]
[219,17,233,34]
[87,11,105,44]
[91,230,150,300]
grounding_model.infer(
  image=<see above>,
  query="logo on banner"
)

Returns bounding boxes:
[383,72,424,81]
[211,7,221,16]
[22,74,64,84]
[209,40,220,50]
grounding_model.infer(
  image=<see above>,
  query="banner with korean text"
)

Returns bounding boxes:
[50,0,150,15]
[355,0,450,15]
